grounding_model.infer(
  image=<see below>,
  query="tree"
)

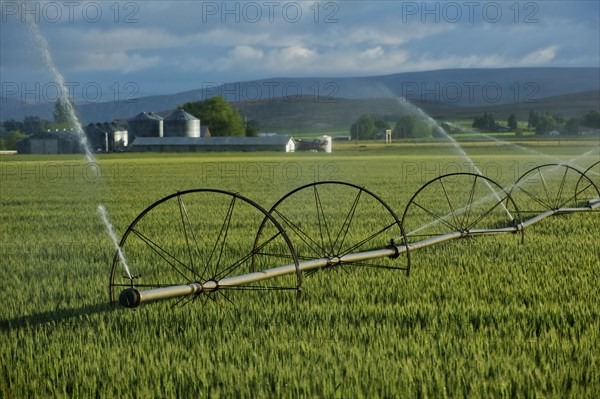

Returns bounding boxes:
[472,112,498,132]
[245,119,260,137]
[507,113,518,131]
[53,99,71,125]
[3,119,23,133]
[22,116,47,135]
[564,118,579,135]
[349,114,394,140]
[581,110,600,129]
[179,96,245,136]
[535,113,558,135]
[374,118,390,132]
[5,130,27,150]
[515,127,524,137]
[528,110,540,129]
[393,114,431,138]
[350,114,377,140]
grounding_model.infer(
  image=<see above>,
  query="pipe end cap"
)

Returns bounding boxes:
[119,288,141,308]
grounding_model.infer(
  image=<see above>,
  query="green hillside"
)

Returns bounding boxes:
[235,90,600,133]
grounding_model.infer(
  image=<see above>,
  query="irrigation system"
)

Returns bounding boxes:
[110,163,600,309]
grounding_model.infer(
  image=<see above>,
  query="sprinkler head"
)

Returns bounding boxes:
[119,288,141,308]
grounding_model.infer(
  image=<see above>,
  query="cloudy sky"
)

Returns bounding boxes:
[1,0,598,101]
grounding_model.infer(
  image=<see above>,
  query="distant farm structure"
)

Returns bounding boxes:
[130,136,296,153]
[16,110,333,154]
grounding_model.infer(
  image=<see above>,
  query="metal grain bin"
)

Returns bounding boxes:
[163,110,200,138]
[127,112,164,143]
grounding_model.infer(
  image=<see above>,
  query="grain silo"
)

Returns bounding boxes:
[110,122,128,148]
[163,110,200,137]
[318,135,332,153]
[127,112,164,143]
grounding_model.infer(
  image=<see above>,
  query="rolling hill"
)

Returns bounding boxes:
[1,68,598,127]
[233,90,600,132]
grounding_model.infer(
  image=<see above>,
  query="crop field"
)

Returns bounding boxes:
[1,142,599,397]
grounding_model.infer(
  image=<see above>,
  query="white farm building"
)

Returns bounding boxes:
[130,136,296,153]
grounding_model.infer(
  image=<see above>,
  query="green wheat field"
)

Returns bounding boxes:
[1,142,599,397]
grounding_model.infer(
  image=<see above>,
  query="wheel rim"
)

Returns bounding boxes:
[402,173,522,242]
[510,164,600,214]
[109,189,300,307]
[252,181,410,276]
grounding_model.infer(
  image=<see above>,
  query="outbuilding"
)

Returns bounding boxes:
[130,136,295,153]
[16,131,81,154]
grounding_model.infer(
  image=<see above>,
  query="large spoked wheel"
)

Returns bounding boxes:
[253,181,410,276]
[109,189,300,307]
[576,161,600,205]
[510,164,600,214]
[401,173,522,243]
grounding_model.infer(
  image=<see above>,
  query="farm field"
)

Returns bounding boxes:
[1,142,599,397]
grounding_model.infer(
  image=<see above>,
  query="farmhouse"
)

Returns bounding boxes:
[130,135,296,152]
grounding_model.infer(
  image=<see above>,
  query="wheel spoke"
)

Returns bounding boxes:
[177,194,202,279]
[439,178,461,230]
[412,201,460,232]
[554,167,569,209]
[515,186,552,211]
[332,189,362,255]
[572,181,595,206]
[214,232,282,280]
[339,222,397,257]
[463,175,478,229]
[314,185,334,255]
[206,196,236,278]
[538,168,553,208]
[465,194,510,231]
[131,228,198,283]
[273,208,327,258]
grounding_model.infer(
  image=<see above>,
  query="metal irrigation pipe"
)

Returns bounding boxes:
[118,202,599,309]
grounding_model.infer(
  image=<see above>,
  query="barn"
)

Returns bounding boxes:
[16,131,81,154]
[130,136,295,153]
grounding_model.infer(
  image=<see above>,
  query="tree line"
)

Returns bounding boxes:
[471,110,600,136]
[349,113,444,139]
[347,109,600,142]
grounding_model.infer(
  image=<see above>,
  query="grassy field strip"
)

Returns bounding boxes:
[1,145,599,397]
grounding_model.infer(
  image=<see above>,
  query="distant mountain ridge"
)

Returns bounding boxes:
[1,67,598,124]
[233,90,600,131]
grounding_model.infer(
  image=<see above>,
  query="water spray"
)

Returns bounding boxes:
[25,12,133,281]
[98,204,133,280]
[23,10,94,163]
